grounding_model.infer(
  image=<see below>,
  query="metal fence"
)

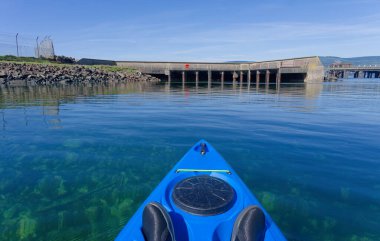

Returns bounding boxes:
[0,33,55,58]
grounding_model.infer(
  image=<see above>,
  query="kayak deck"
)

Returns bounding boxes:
[115,140,286,241]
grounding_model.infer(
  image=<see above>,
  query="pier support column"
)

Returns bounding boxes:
[359,71,364,79]
[276,69,281,86]
[221,71,224,85]
[195,72,199,90]
[233,71,238,82]
[256,71,260,86]
[240,71,244,83]
[232,72,237,89]
[168,70,171,83]
[265,70,270,84]
[182,71,186,88]
[208,71,212,89]
[247,70,251,90]
[343,71,349,79]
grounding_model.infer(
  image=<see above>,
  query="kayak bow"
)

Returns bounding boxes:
[115,140,287,241]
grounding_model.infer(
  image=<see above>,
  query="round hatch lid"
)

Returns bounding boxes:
[172,175,235,216]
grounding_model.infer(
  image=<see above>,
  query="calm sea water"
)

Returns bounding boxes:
[0,80,380,241]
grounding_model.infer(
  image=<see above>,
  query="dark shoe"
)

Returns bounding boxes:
[142,202,175,241]
[231,206,266,241]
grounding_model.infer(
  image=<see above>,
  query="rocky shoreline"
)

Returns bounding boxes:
[0,62,160,85]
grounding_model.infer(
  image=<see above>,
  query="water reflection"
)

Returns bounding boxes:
[0,81,324,130]
[164,81,323,99]
[0,82,157,109]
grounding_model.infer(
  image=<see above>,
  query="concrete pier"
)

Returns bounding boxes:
[114,56,325,83]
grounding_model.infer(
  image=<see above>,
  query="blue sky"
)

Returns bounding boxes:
[1,0,380,61]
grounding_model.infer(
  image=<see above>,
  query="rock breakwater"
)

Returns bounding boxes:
[0,62,160,85]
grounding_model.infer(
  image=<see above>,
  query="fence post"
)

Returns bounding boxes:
[16,33,19,57]
[36,36,40,58]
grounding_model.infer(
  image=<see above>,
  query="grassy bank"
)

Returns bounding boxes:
[0,55,135,73]
[0,55,51,64]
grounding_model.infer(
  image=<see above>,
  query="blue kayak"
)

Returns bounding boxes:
[115,140,287,241]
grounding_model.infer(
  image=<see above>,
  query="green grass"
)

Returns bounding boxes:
[0,55,135,73]
[0,55,52,63]
[93,65,136,73]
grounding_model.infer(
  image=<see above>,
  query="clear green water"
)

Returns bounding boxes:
[1,80,380,241]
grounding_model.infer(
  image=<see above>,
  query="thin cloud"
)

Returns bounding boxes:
[56,14,380,61]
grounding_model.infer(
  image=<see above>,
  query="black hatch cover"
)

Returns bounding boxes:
[172,175,235,216]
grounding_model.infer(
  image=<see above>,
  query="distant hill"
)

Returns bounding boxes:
[319,56,380,67]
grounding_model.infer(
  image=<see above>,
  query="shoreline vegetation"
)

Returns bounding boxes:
[0,55,160,86]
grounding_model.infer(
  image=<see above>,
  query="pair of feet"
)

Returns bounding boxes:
[142,202,266,241]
